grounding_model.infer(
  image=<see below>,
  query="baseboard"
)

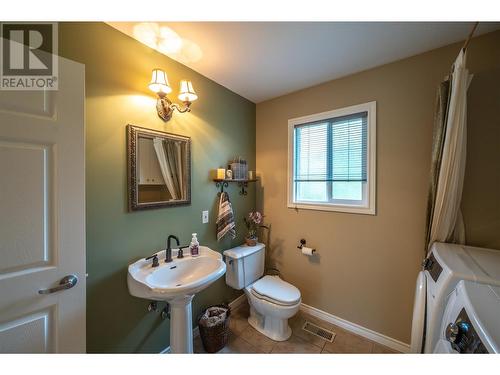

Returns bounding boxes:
[228,293,247,310]
[160,297,409,354]
[300,303,410,353]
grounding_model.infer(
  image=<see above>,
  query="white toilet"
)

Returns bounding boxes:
[223,243,301,341]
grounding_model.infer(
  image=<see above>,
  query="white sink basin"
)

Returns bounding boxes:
[127,246,226,353]
[128,246,226,300]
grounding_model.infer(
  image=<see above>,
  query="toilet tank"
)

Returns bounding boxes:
[223,243,265,290]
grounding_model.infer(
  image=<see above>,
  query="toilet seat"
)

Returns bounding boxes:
[251,275,301,306]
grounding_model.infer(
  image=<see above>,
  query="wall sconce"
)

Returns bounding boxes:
[148,68,198,122]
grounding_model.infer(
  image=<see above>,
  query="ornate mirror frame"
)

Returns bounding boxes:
[127,124,191,211]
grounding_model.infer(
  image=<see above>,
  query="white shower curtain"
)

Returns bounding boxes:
[428,50,472,249]
[164,140,185,199]
[175,142,184,198]
[153,137,179,200]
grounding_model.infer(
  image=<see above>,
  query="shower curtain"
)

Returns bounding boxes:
[425,50,472,252]
[153,137,184,200]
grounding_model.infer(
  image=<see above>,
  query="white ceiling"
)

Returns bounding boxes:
[108,22,500,103]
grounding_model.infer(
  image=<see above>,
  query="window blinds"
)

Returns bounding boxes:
[294,112,367,183]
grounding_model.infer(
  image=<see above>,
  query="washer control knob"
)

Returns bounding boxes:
[446,321,471,352]
[445,323,459,343]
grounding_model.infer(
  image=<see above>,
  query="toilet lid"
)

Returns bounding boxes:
[252,275,301,306]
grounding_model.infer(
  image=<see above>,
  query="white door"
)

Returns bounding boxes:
[0,55,86,353]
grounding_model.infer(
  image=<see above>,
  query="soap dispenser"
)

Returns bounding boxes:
[190,233,200,257]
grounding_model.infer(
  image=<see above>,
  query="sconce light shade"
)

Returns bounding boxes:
[178,80,198,102]
[149,69,172,95]
[148,69,197,122]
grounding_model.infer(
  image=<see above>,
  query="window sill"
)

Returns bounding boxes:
[287,202,376,215]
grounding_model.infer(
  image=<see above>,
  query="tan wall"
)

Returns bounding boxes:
[256,30,500,343]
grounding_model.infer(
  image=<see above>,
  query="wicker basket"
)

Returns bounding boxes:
[198,304,231,353]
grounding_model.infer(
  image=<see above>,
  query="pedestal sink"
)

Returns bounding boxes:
[127,246,226,353]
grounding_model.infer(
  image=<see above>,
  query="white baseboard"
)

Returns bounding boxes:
[228,293,247,310]
[300,303,410,353]
[160,296,409,354]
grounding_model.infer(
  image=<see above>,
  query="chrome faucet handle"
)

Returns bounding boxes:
[146,254,159,267]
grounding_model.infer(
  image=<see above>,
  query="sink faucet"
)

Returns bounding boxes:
[166,235,180,263]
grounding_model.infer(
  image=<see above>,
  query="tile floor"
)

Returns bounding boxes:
[193,301,399,354]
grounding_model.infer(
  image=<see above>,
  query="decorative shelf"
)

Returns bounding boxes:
[214,178,258,196]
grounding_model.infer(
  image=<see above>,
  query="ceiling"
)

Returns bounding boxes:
[108,22,500,103]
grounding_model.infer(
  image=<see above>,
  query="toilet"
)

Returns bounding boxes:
[223,243,301,341]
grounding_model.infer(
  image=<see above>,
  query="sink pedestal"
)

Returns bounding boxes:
[169,295,194,354]
[127,246,226,354]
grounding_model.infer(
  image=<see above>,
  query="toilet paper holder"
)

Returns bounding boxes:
[297,239,316,253]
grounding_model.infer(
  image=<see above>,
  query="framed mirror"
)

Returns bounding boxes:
[127,124,191,211]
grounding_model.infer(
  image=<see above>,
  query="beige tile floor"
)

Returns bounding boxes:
[194,301,399,354]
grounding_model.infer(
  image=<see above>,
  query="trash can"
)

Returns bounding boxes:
[198,304,231,353]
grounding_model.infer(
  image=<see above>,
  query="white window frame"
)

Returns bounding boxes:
[287,101,376,215]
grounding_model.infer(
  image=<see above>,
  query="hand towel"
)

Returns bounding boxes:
[216,192,236,241]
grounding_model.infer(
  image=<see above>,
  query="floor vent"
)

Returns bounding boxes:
[302,321,336,342]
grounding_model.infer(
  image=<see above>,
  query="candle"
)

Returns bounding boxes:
[216,168,226,180]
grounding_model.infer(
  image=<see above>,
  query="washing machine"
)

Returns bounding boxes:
[434,280,500,353]
[410,242,500,353]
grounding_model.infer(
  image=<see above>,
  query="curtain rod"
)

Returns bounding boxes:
[462,22,479,52]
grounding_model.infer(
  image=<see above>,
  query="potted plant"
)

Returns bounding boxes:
[243,211,263,246]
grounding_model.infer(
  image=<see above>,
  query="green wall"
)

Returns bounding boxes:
[59,22,256,353]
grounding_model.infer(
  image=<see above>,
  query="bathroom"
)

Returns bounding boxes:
[1,3,500,373]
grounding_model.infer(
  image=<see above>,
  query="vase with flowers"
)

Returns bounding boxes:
[243,211,263,246]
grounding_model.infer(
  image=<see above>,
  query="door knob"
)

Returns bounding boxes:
[38,275,78,295]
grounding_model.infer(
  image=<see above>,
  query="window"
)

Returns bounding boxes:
[288,101,376,214]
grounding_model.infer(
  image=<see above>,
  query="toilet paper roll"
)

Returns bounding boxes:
[301,246,315,256]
